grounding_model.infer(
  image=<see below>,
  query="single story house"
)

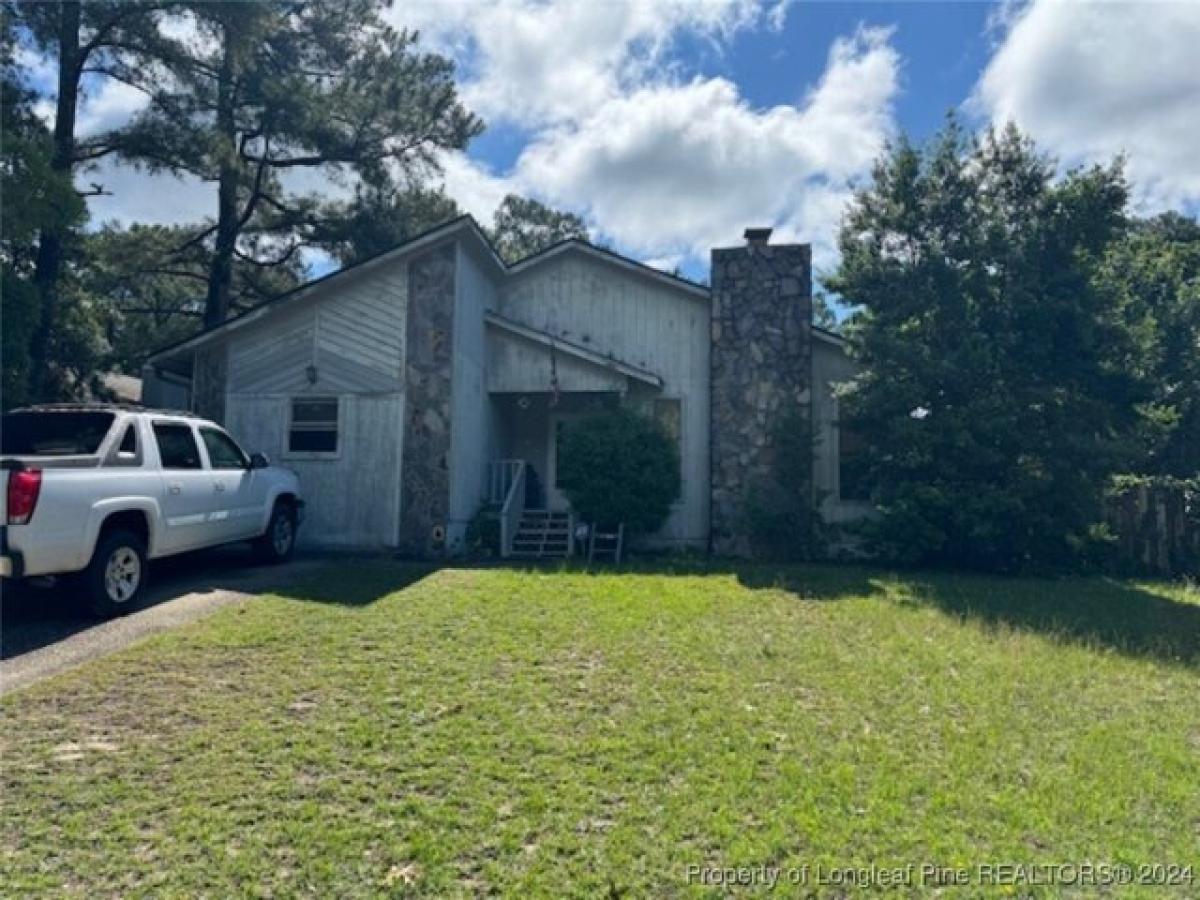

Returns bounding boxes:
[143,217,867,557]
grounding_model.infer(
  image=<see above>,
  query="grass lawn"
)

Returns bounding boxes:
[2,563,1198,897]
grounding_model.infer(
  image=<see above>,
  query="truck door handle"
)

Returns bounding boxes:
[214,483,226,492]
[168,483,182,495]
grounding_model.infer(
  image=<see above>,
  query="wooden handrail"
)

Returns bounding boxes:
[497,460,526,558]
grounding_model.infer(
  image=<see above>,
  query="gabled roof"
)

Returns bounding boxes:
[147,215,503,363]
[485,311,663,388]
[812,326,847,348]
[506,238,711,300]
[146,214,846,364]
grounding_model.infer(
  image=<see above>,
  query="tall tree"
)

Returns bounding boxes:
[1,25,85,405]
[828,121,1142,570]
[118,2,481,328]
[82,223,305,375]
[315,184,460,266]
[487,194,589,264]
[1101,213,1200,477]
[9,0,162,399]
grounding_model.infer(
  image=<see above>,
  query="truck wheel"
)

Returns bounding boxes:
[254,501,296,564]
[85,529,148,618]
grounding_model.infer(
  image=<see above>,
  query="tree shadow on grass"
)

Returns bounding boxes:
[562,556,1200,669]
[890,572,1200,669]
[274,554,1200,668]
[275,557,439,607]
[727,562,1199,669]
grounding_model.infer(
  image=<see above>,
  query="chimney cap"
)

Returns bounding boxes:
[744,227,773,245]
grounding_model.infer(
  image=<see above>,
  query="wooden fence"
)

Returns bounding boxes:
[1107,478,1200,577]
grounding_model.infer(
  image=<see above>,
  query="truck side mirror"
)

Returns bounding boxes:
[249,452,270,469]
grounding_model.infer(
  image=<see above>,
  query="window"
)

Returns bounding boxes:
[0,411,115,456]
[153,423,203,469]
[838,426,870,502]
[553,420,570,488]
[288,398,338,454]
[105,422,142,467]
[118,424,137,454]
[200,427,248,469]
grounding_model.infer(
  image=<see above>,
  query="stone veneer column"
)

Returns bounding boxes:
[398,243,456,557]
[709,238,813,556]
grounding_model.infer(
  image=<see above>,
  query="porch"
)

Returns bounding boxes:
[480,313,665,559]
[484,392,621,559]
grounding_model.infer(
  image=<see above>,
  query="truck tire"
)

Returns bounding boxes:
[254,500,296,564]
[85,529,148,618]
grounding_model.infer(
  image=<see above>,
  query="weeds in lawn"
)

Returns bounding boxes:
[2,562,1196,897]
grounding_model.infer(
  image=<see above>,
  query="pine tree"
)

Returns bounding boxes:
[828,120,1142,570]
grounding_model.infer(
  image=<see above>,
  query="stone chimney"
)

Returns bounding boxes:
[709,230,813,557]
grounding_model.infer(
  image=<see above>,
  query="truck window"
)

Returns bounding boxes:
[0,411,116,456]
[153,423,203,469]
[200,428,248,469]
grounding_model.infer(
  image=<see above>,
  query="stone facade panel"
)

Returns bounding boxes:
[398,243,456,557]
[709,242,813,556]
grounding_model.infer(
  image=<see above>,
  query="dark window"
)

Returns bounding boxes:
[153,423,203,469]
[553,420,570,488]
[1,412,115,456]
[838,426,870,502]
[118,424,137,454]
[288,398,338,454]
[200,427,247,469]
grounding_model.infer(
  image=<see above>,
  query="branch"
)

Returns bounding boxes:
[233,241,305,268]
[169,224,218,257]
[72,141,119,163]
[142,268,211,282]
[233,141,271,232]
[78,4,158,59]
[117,306,204,317]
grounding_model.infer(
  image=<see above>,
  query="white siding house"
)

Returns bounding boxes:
[144,217,864,556]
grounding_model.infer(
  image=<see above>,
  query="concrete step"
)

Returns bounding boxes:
[513,540,569,550]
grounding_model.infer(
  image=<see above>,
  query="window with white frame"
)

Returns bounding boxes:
[288,397,339,454]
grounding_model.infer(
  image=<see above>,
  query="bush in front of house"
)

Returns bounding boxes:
[557,408,680,534]
[743,409,825,559]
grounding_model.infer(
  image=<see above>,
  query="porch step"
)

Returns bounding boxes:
[511,509,572,559]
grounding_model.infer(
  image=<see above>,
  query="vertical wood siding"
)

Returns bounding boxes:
[812,338,871,525]
[498,251,711,546]
[446,245,499,550]
[221,262,409,547]
[226,394,404,548]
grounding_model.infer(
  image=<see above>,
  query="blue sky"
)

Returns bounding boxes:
[469,3,996,175]
[30,1,1200,288]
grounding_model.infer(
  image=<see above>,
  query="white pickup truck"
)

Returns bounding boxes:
[1,404,304,616]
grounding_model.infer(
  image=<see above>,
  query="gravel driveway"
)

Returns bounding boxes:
[1,546,322,696]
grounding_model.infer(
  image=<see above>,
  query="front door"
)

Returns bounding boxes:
[546,413,581,511]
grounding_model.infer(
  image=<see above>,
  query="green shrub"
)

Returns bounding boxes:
[465,505,501,557]
[743,410,823,559]
[557,408,680,534]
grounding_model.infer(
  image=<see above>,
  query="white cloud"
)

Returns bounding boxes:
[83,160,213,228]
[437,153,513,223]
[76,79,148,137]
[29,0,900,286]
[974,0,1200,211]
[397,0,763,126]
[435,24,899,275]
